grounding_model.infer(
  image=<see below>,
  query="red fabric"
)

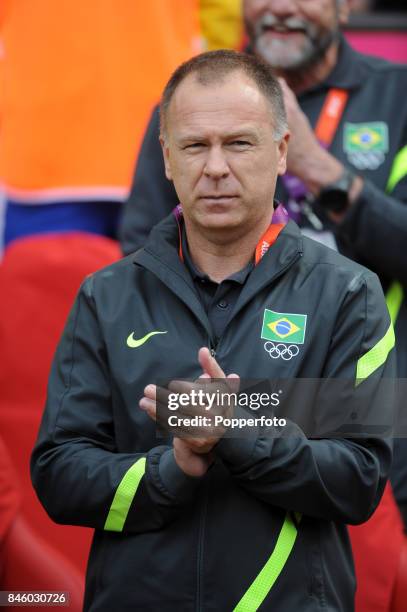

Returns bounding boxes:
[349,483,404,612]
[0,232,121,575]
[0,432,84,610]
[0,408,93,578]
[391,538,407,611]
[2,516,84,610]
[0,232,121,407]
[0,436,20,542]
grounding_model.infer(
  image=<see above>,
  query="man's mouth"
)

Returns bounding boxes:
[258,15,308,38]
[199,195,238,205]
[200,195,237,199]
[261,24,306,36]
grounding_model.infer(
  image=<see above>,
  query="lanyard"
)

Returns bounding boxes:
[315,88,349,146]
[173,204,287,266]
[281,88,349,212]
[254,219,285,264]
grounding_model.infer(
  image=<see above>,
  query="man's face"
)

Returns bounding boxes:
[160,71,288,238]
[244,0,349,71]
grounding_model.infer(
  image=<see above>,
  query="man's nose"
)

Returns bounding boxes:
[263,0,297,18]
[203,146,230,179]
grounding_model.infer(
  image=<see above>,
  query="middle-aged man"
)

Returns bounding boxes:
[119,0,407,523]
[31,50,395,611]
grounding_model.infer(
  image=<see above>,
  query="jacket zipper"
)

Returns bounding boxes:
[196,480,209,611]
[199,254,302,607]
[207,330,217,358]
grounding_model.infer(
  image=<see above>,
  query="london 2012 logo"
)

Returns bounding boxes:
[261,309,307,361]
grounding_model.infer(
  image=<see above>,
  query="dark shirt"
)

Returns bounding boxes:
[181,229,253,344]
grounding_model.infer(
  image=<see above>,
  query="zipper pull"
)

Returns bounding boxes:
[210,348,216,358]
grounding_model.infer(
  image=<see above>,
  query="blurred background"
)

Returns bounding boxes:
[0,0,405,242]
[0,1,406,611]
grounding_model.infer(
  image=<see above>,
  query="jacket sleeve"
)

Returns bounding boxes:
[30,279,204,535]
[119,105,178,255]
[215,271,395,524]
[336,140,407,286]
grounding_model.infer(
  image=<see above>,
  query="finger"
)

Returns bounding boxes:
[140,396,175,431]
[277,77,288,93]
[143,384,156,400]
[139,397,157,420]
[168,379,196,394]
[278,77,292,95]
[197,372,240,395]
[198,347,225,379]
[226,373,240,394]
[144,384,173,406]
[167,379,211,417]
[184,438,218,454]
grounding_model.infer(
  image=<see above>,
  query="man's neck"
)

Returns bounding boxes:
[184,219,270,284]
[276,42,339,96]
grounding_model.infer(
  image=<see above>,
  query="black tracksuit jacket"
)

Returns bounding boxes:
[31,216,395,611]
[118,38,407,520]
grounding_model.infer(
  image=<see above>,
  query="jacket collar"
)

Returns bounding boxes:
[133,213,303,338]
[230,219,303,323]
[134,214,213,337]
[134,213,303,273]
[300,35,367,97]
[181,225,254,285]
[321,35,367,91]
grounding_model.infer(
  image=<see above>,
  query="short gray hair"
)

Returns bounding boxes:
[160,49,287,142]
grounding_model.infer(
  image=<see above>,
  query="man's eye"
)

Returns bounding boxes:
[185,143,205,149]
[230,140,251,147]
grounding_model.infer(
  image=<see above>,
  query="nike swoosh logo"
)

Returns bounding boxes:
[126,330,167,348]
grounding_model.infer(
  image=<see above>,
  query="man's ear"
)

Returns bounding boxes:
[277,132,290,176]
[337,0,350,27]
[159,134,173,181]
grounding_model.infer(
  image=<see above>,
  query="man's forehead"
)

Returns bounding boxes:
[166,71,271,125]
[174,119,267,142]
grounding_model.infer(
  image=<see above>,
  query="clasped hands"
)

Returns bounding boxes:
[139,347,239,477]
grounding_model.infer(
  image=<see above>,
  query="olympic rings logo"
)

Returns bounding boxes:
[264,341,300,361]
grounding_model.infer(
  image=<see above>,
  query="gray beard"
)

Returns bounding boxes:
[253,28,339,75]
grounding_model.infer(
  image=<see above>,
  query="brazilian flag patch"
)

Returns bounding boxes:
[344,122,388,153]
[261,309,307,345]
